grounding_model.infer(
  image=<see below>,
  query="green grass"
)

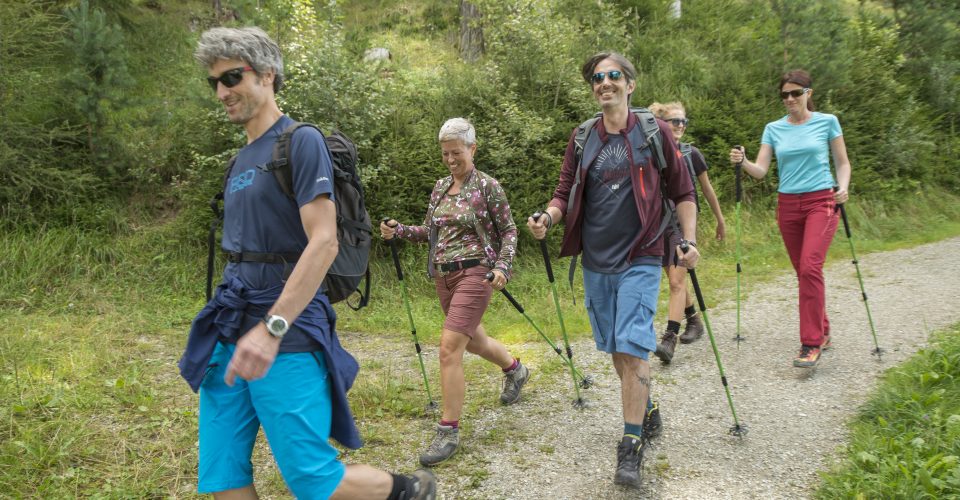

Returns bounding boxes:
[0,190,959,496]
[816,323,960,499]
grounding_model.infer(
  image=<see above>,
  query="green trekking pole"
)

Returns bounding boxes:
[733,145,745,346]
[485,271,590,408]
[533,212,594,395]
[835,201,883,360]
[680,241,747,437]
[384,219,438,412]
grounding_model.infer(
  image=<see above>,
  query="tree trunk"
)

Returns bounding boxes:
[459,1,484,63]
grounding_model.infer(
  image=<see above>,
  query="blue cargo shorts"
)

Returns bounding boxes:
[582,263,661,360]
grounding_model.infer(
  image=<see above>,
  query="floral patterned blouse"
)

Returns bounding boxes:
[395,168,518,279]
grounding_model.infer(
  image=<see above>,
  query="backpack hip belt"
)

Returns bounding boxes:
[224,251,301,265]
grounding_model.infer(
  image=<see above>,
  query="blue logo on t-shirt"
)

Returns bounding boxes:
[228,169,256,194]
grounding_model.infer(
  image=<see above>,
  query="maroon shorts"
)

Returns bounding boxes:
[435,265,493,337]
[662,227,682,268]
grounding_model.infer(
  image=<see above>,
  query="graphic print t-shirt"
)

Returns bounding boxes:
[581,134,642,273]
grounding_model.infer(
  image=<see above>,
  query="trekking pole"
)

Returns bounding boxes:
[733,146,745,347]
[484,271,590,408]
[680,241,747,437]
[834,199,883,359]
[533,213,594,394]
[383,219,438,412]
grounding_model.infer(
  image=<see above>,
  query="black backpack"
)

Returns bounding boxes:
[206,122,372,310]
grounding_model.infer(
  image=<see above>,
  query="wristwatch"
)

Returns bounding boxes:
[262,314,290,339]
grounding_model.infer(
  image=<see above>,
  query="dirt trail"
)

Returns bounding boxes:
[411,236,960,499]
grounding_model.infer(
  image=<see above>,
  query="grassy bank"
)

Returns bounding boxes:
[1,190,959,496]
[817,323,960,498]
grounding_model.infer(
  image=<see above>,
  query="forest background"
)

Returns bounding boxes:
[1,0,960,497]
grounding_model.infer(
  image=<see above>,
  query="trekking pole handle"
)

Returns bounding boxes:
[532,212,555,283]
[734,145,743,203]
[832,188,853,238]
[678,241,707,311]
[486,271,524,313]
[382,218,404,281]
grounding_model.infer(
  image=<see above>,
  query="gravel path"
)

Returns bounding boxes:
[411,236,960,499]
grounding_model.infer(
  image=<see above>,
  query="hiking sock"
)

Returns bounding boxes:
[502,358,519,373]
[684,305,697,319]
[666,320,681,334]
[624,422,644,439]
[387,473,412,500]
[440,419,459,429]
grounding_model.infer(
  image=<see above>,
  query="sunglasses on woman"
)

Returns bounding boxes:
[591,70,624,84]
[780,88,810,99]
[207,66,255,91]
[666,118,688,127]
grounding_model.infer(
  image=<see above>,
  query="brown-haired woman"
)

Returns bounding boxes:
[729,69,852,368]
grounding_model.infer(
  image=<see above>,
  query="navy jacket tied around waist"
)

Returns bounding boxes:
[178,276,362,449]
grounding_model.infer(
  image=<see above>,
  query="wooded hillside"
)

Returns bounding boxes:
[3,0,957,234]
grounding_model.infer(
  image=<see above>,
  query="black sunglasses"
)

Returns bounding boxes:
[207,66,255,91]
[666,118,689,127]
[591,70,624,84]
[780,88,810,99]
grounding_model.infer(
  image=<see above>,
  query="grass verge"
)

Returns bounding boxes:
[817,323,960,498]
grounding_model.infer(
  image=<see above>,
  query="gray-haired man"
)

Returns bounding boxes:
[179,26,435,500]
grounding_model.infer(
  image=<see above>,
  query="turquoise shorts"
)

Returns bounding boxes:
[582,263,660,359]
[198,342,345,498]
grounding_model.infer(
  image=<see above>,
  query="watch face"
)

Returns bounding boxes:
[268,316,288,335]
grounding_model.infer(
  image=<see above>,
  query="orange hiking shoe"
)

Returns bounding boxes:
[793,345,821,368]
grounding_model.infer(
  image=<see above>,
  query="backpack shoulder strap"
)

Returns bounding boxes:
[574,113,602,160]
[265,121,323,201]
[630,107,668,172]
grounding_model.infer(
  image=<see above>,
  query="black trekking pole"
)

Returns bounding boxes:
[835,199,883,359]
[484,271,590,408]
[679,241,747,437]
[533,213,595,393]
[733,146,745,347]
[383,219,438,412]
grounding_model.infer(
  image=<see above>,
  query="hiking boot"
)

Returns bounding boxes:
[614,435,645,489]
[419,424,459,466]
[793,345,822,368]
[404,469,437,500]
[655,330,678,364]
[500,361,529,405]
[679,314,704,344]
[642,401,662,442]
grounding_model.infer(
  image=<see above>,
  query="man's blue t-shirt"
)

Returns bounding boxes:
[221,115,336,351]
[761,112,842,194]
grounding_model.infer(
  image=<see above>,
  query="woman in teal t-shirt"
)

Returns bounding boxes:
[729,69,852,369]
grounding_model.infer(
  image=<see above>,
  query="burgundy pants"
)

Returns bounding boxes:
[776,189,838,347]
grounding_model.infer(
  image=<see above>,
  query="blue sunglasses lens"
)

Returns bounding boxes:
[591,70,623,84]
